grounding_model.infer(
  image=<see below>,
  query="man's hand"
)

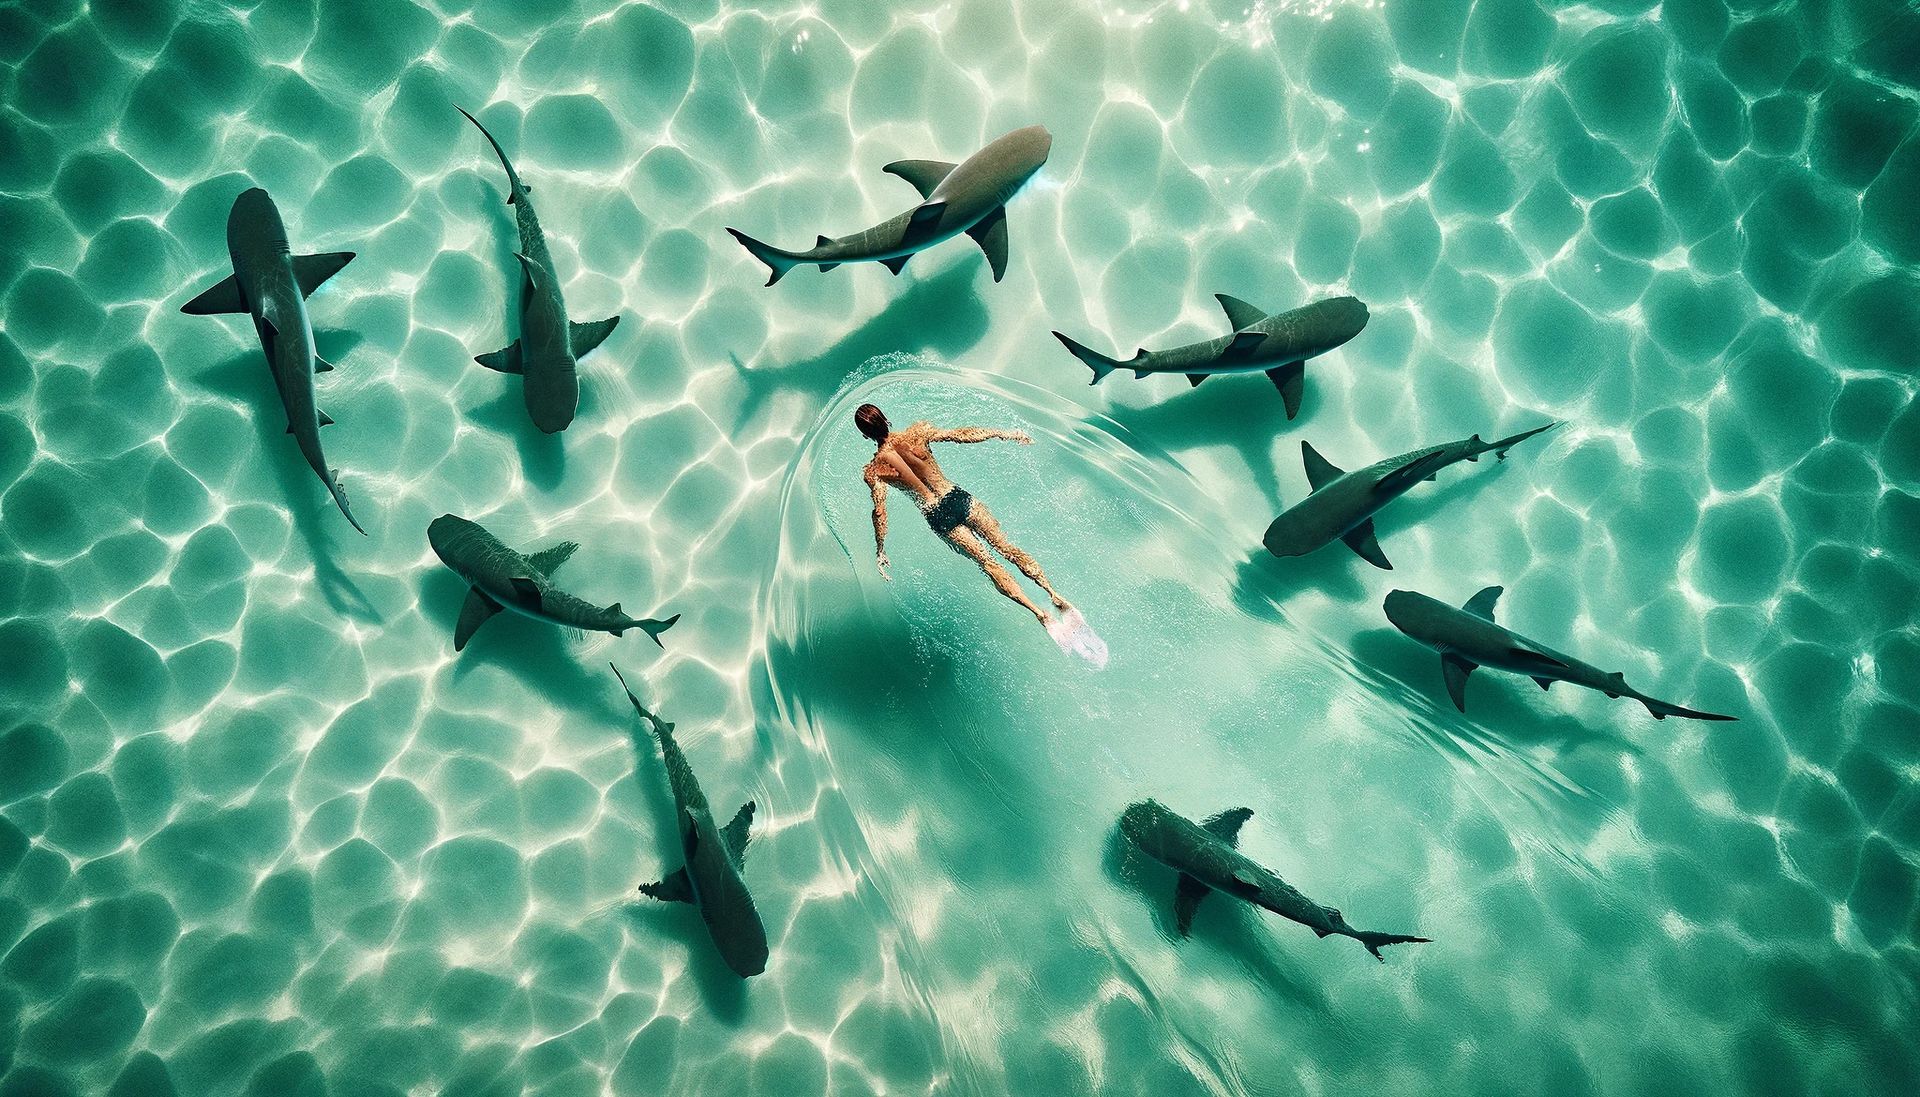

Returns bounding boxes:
[1013,431,1033,445]
[877,552,892,581]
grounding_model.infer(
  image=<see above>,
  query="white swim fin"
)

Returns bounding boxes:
[1046,607,1109,669]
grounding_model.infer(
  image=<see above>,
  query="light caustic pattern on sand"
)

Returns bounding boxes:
[1,0,1918,1094]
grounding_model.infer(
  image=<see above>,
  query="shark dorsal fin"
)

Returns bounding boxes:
[1172,873,1210,937]
[723,801,754,866]
[1200,807,1253,847]
[1215,293,1266,331]
[1442,654,1477,712]
[816,235,834,248]
[527,541,579,577]
[1223,330,1266,358]
[905,201,947,240]
[1301,441,1345,491]
[1463,586,1503,621]
[882,159,957,199]
[508,576,541,604]
[1373,450,1452,498]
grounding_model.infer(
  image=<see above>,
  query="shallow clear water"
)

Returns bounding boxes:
[3,0,1918,1094]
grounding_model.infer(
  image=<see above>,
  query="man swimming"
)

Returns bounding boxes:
[856,403,1070,627]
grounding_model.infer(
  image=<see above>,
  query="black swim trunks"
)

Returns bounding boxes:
[922,486,974,537]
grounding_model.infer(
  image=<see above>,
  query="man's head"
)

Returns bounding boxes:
[854,404,889,444]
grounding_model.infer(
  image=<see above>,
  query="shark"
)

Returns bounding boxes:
[1119,800,1429,961]
[457,106,621,434]
[1263,422,1560,570]
[1052,294,1370,419]
[725,124,1052,285]
[427,514,678,652]
[1384,586,1739,722]
[180,186,365,534]
[612,666,769,978]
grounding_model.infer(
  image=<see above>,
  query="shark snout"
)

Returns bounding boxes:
[427,514,476,560]
[1381,590,1435,639]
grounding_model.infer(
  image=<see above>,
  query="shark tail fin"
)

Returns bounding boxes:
[326,471,367,535]
[725,228,800,286]
[1356,930,1431,961]
[1638,695,1738,722]
[1490,421,1561,461]
[636,613,680,648]
[1051,331,1127,385]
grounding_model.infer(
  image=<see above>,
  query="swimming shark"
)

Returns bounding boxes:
[1119,800,1429,961]
[1052,294,1369,419]
[1383,587,1739,722]
[457,106,620,434]
[1263,422,1560,570]
[725,124,1052,285]
[180,187,364,534]
[612,665,769,978]
[427,514,678,651]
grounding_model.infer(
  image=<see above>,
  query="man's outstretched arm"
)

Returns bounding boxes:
[867,474,892,579]
[929,425,1032,445]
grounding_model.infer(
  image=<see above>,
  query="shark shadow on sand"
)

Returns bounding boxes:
[726,261,991,436]
[192,344,380,623]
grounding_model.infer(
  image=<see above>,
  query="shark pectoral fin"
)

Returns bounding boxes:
[638,867,695,904]
[1301,441,1345,491]
[292,251,355,297]
[1533,677,1553,691]
[508,576,542,606]
[568,316,620,357]
[1223,331,1266,358]
[1172,873,1211,938]
[1266,360,1306,419]
[476,341,523,374]
[1185,373,1208,387]
[1200,807,1253,846]
[1374,451,1452,497]
[454,587,503,652]
[1463,585,1503,621]
[881,254,911,275]
[905,200,947,241]
[815,236,841,273]
[180,273,247,315]
[314,356,336,373]
[722,801,754,867]
[317,411,335,426]
[1341,521,1392,570]
[1441,654,1477,712]
[966,205,1010,282]
[527,541,579,577]
[882,159,958,198]
[1215,293,1267,331]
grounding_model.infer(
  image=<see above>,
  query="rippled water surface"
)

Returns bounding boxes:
[3,0,1919,1094]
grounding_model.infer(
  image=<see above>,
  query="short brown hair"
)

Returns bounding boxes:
[854,404,889,444]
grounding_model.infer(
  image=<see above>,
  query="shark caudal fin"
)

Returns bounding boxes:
[1487,421,1561,461]
[612,612,680,647]
[326,471,367,535]
[1355,930,1431,961]
[1638,694,1738,722]
[725,228,802,286]
[1051,331,1138,384]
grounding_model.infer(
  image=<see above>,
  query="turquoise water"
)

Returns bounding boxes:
[3,0,1919,1093]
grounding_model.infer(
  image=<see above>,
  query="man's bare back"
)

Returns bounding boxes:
[854,404,1068,626]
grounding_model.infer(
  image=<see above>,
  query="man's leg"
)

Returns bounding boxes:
[965,505,1066,608]
[945,528,1048,622]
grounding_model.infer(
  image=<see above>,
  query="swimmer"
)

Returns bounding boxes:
[856,403,1072,628]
